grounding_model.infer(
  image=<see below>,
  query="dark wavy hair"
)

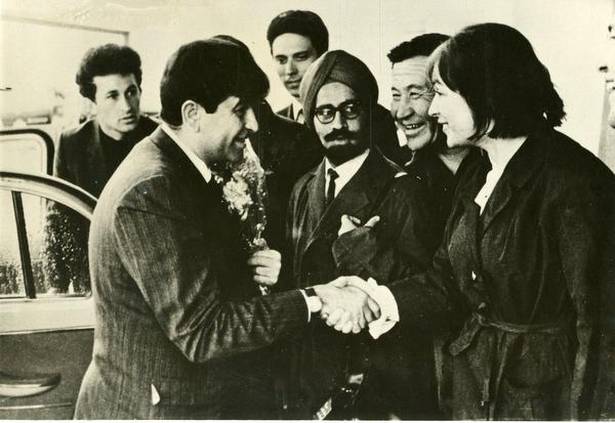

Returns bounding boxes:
[429,23,565,140]
[387,33,450,65]
[267,10,329,56]
[75,44,142,102]
[160,37,269,126]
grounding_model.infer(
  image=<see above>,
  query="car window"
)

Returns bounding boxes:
[0,190,26,298]
[0,192,91,298]
[0,129,54,174]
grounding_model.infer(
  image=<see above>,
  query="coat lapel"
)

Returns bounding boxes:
[302,151,393,256]
[480,131,545,237]
[85,121,108,194]
[148,127,211,195]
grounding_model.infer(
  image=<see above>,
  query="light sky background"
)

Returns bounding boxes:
[1,0,613,154]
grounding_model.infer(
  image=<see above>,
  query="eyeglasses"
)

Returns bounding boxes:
[314,100,362,124]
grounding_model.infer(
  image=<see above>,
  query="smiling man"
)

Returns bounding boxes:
[74,38,373,420]
[282,50,441,419]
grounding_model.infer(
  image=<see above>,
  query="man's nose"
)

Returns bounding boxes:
[284,59,297,76]
[330,110,347,129]
[119,94,132,112]
[396,95,415,119]
[428,95,439,117]
[244,106,259,133]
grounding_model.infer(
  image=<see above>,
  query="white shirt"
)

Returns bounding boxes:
[161,125,212,183]
[324,149,370,200]
[291,96,304,123]
[474,137,526,213]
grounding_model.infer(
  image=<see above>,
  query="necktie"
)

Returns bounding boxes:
[326,168,338,206]
[296,109,304,124]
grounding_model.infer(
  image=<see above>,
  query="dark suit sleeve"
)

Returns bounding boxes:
[332,175,440,283]
[111,176,308,364]
[556,180,615,419]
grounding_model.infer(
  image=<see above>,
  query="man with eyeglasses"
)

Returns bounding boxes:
[266,10,400,164]
[281,50,442,419]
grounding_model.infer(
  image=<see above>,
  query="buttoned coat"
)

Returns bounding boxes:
[389,126,615,420]
[284,149,438,417]
[74,128,308,419]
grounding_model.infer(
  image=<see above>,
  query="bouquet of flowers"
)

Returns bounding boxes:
[213,139,270,295]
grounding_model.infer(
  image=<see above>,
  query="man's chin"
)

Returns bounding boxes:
[118,121,139,133]
[324,144,366,165]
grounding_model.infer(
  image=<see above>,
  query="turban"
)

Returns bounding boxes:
[299,50,379,129]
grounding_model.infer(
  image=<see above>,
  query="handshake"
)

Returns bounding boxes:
[246,247,396,337]
[311,276,382,334]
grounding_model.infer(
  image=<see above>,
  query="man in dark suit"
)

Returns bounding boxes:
[74,37,376,420]
[43,44,156,293]
[56,43,157,197]
[283,49,441,419]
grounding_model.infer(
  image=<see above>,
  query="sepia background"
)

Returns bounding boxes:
[1,0,614,158]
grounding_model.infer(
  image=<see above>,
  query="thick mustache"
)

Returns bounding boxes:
[324,129,356,142]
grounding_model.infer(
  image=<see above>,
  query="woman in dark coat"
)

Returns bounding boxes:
[369,23,615,420]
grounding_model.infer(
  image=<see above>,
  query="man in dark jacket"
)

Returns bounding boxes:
[283,49,440,419]
[74,37,373,420]
[43,44,156,293]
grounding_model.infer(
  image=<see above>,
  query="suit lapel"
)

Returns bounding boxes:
[85,121,108,195]
[479,131,545,237]
[302,151,391,256]
[149,127,211,195]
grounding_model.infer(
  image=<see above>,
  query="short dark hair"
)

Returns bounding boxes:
[160,37,269,126]
[430,23,565,139]
[267,10,329,56]
[387,33,450,65]
[75,44,142,101]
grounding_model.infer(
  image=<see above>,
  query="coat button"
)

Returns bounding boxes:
[471,271,477,281]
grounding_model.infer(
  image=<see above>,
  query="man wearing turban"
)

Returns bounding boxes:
[282,50,444,419]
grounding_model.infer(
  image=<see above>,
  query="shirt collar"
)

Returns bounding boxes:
[324,149,370,195]
[483,136,527,174]
[291,96,304,119]
[161,124,212,183]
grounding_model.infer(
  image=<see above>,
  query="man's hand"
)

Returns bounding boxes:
[247,249,281,286]
[338,214,380,237]
[313,276,380,334]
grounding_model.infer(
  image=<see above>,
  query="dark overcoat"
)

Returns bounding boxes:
[74,128,308,419]
[284,150,439,418]
[389,126,615,420]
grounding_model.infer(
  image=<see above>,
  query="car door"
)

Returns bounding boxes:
[0,129,97,419]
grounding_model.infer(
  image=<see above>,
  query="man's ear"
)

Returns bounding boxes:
[181,100,202,131]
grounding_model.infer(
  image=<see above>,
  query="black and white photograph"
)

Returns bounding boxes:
[1,0,614,420]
